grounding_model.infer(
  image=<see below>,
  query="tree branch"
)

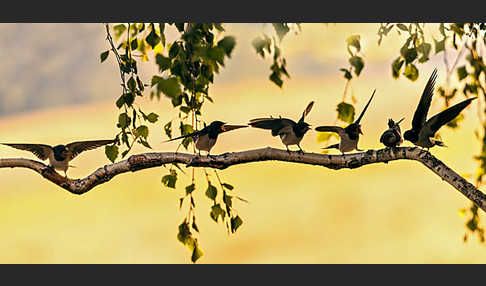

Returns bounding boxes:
[1,147,485,213]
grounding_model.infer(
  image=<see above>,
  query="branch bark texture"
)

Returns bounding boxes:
[1,147,485,213]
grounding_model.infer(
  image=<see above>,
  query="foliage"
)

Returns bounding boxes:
[102,23,486,262]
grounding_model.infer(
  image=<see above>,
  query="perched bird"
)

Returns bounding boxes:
[248,101,315,153]
[403,68,477,149]
[380,118,405,148]
[1,139,117,177]
[315,89,376,154]
[165,120,247,156]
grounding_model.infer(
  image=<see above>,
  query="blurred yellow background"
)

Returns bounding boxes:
[0,23,484,263]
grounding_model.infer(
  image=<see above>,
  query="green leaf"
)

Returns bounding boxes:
[340,68,353,80]
[272,23,290,41]
[130,39,138,50]
[153,76,182,99]
[100,50,109,63]
[210,204,226,223]
[135,125,149,139]
[392,57,405,78]
[139,139,152,149]
[181,124,194,136]
[205,183,217,200]
[269,71,283,88]
[346,34,361,54]
[127,77,136,92]
[164,121,172,138]
[113,24,126,40]
[146,112,159,123]
[155,54,171,72]
[175,23,185,32]
[223,192,232,207]
[396,23,409,31]
[177,220,191,245]
[118,113,131,129]
[417,42,431,62]
[191,244,203,263]
[217,36,236,57]
[402,48,418,64]
[230,215,243,233]
[252,36,271,58]
[336,102,355,124]
[162,170,177,189]
[403,63,419,81]
[105,145,118,163]
[207,46,226,65]
[222,183,234,190]
[349,56,364,76]
[116,94,125,108]
[145,27,160,49]
[185,183,196,195]
[434,38,446,54]
[457,65,468,80]
[169,42,180,58]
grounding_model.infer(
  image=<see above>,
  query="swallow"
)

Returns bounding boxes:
[248,101,314,153]
[1,139,117,177]
[165,120,247,156]
[380,118,405,148]
[315,89,376,154]
[403,68,477,149]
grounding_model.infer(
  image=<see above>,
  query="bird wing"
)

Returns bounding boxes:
[314,126,346,138]
[1,143,52,160]
[164,129,203,142]
[423,97,476,136]
[298,101,315,123]
[354,89,376,124]
[66,139,116,161]
[411,68,438,132]
[249,118,296,136]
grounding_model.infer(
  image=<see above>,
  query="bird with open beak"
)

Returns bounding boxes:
[248,101,315,153]
[380,118,405,148]
[164,120,247,157]
[1,139,117,177]
[315,89,376,154]
[403,68,477,149]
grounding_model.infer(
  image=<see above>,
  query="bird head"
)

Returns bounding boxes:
[345,123,362,139]
[52,144,69,161]
[403,129,418,143]
[209,121,227,132]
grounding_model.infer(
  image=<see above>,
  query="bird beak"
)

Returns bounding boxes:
[221,124,247,132]
[397,117,405,125]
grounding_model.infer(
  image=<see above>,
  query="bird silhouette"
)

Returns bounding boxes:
[403,68,477,149]
[315,89,376,154]
[2,139,117,177]
[380,118,405,148]
[248,101,315,153]
[164,120,247,157]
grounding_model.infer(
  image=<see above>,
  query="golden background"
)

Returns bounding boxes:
[0,23,484,263]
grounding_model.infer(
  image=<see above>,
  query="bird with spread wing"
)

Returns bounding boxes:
[248,101,315,153]
[2,139,117,177]
[403,68,477,149]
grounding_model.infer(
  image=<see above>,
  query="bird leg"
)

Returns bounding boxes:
[286,145,291,154]
[297,144,304,154]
